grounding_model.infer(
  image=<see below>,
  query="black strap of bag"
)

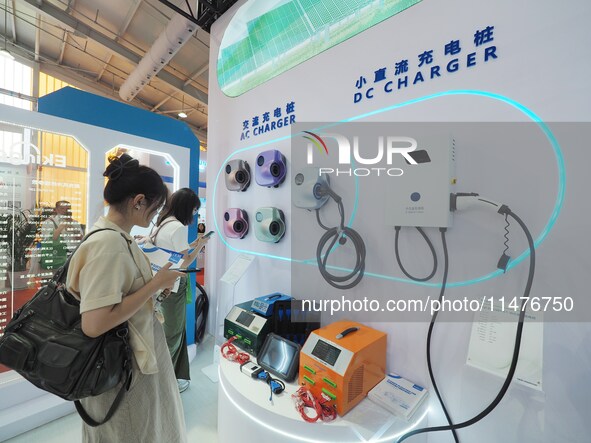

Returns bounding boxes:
[74,355,133,427]
[56,228,134,427]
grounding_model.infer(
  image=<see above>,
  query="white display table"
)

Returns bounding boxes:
[217,357,429,443]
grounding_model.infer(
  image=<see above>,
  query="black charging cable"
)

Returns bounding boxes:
[395,226,458,442]
[314,185,366,290]
[394,226,438,282]
[426,228,459,443]
[194,281,209,344]
[397,204,535,442]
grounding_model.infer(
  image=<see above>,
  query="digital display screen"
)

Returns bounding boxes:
[311,340,341,366]
[259,337,298,376]
[236,311,255,328]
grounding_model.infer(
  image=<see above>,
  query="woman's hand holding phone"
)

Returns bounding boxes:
[190,231,213,250]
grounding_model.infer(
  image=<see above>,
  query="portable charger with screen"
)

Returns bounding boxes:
[257,333,301,382]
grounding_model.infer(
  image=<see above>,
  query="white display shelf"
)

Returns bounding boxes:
[217,357,430,443]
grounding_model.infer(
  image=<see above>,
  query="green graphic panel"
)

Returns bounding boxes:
[217,0,422,97]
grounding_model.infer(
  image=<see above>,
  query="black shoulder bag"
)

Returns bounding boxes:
[0,228,133,427]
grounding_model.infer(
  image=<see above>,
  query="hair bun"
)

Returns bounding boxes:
[103,153,140,181]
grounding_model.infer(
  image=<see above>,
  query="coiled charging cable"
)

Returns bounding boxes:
[221,337,250,365]
[292,387,337,423]
[315,185,366,289]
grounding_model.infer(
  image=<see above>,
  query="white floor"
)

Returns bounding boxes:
[5,335,219,443]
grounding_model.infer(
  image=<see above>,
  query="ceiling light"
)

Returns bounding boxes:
[178,94,187,118]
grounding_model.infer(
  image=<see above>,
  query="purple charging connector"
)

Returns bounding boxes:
[255,149,287,188]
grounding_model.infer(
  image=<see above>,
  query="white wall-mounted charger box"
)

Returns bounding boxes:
[384,133,456,228]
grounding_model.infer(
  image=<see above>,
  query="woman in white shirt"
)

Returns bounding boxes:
[149,187,206,392]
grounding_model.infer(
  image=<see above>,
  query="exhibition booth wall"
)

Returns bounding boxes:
[0,95,199,439]
[207,0,591,442]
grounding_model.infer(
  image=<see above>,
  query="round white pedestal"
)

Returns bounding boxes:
[217,357,430,443]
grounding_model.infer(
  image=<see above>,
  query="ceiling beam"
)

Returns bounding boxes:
[120,0,143,33]
[0,86,36,102]
[186,62,209,93]
[10,0,16,42]
[143,0,210,52]
[65,0,77,14]
[34,13,40,61]
[157,0,234,32]
[6,38,208,144]
[57,29,67,64]
[97,0,142,82]
[96,53,112,82]
[151,62,208,111]
[157,0,199,25]
[22,0,208,105]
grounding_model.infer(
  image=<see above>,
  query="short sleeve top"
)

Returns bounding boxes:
[66,216,159,375]
[151,217,190,253]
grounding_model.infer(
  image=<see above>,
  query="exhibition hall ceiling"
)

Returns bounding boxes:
[1,0,240,148]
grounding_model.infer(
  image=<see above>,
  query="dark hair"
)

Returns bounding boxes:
[198,223,206,233]
[156,188,199,226]
[103,153,168,212]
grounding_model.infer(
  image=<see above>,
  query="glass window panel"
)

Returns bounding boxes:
[0,124,89,374]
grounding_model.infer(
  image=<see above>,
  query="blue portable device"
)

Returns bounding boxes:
[251,293,292,316]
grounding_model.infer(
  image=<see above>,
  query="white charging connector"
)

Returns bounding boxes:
[240,361,263,378]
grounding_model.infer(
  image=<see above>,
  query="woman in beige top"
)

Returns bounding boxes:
[67,154,187,443]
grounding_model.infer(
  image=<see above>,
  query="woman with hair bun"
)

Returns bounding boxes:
[66,154,187,442]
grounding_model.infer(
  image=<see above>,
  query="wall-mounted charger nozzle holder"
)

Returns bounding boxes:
[255,149,287,188]
[225,159,251,192]
[223,208,249,239]
[315,183,342,204]
[293,167,331,210]
[293,167,366,290]
[254,207,286,243]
